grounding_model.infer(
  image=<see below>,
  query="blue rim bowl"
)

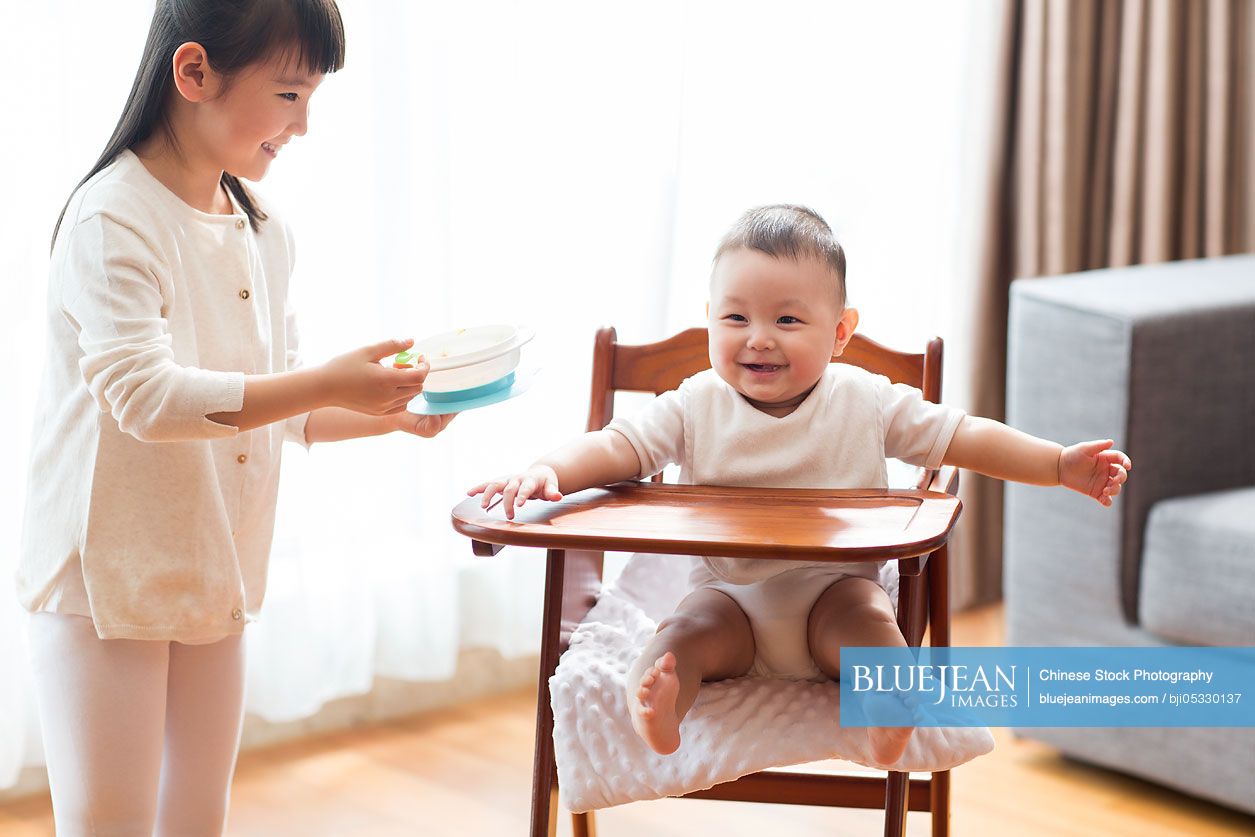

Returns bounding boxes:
[422,371,516,404]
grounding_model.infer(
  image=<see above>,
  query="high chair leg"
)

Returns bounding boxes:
[572,810,597,837]
[930,770,950,836]
[531,548,567,837]
[928,543,952,837]
[885,773,909,836]
[885,557,928,836]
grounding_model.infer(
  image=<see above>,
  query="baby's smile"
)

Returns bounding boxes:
[741,362,786,376]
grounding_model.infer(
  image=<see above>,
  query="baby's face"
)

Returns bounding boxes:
[708,248,845,415]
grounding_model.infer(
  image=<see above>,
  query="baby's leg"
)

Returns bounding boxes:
[626,587,755,755]
[807,576,915,766]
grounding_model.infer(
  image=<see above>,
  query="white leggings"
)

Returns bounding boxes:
[27,612,246,837]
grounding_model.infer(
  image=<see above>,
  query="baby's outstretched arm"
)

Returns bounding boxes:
[468,429,642,519]
[943,417,1132,507]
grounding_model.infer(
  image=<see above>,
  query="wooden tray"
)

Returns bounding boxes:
[451,481,962,563]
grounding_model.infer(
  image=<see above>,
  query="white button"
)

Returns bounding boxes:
[235,219,245,230]
[231,608,243,621]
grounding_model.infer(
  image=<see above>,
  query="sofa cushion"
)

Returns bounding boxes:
[1139,487,1255,646]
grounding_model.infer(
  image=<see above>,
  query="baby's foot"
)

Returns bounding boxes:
[862,690,916,766]
[629,651,682,755]
[867,725,914,766]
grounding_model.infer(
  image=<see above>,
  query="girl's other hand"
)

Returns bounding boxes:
[387,410,457,438]
[321,339,429,415]
[1059,439,1132,507]
[468,465,563,519]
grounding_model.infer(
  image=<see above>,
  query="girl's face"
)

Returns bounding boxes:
[196,54,324,182]
[708,248,856,416]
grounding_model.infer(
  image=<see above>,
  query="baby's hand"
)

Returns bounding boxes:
[468,464,563,519]
[1058,439,1132,507]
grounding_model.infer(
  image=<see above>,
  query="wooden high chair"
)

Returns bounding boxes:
[451,327,962,837]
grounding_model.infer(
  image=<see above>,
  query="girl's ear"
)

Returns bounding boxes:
[171,42,219,103]
[833,306,860,356]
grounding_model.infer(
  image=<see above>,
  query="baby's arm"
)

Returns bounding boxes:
[468,429,642,519]
[943,416,1132,507]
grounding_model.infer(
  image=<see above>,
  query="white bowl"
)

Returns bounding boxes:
[414,325,534,394]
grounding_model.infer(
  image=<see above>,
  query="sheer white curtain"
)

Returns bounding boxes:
[0,0,1000,788]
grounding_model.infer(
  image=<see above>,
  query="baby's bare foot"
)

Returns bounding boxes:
[629,651,682,755]
[868,725,914,766]
[861,689,917,766]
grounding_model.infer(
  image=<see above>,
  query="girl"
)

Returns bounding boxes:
[17,1,453,832]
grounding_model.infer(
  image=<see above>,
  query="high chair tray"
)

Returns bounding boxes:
[452,481,961,562]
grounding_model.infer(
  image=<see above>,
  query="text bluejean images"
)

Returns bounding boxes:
[839,647,1255,727]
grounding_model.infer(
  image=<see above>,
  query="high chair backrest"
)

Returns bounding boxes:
[585,325,944,437]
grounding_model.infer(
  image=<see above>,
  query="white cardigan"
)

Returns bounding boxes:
[17,149,309,643]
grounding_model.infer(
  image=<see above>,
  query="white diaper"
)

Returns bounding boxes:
[687,559,883,681]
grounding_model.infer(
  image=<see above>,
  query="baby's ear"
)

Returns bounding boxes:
[834,306,860,352]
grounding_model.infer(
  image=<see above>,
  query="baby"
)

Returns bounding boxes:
[470,205,1131,765]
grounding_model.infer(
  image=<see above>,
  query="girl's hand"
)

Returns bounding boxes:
[468,465,563,519]
[387,410,457,438]
[1058,439,1132,507]
[320,339,430,415]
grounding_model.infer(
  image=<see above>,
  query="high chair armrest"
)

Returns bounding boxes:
[916,465,960,497]
[471,539,506,557]
[903,466,959,578]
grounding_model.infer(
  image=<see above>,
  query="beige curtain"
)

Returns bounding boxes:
[953,0,1255,609]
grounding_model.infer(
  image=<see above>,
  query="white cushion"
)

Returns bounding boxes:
[551,552,995,812]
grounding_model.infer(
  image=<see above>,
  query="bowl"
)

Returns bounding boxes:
[413,325,534,395]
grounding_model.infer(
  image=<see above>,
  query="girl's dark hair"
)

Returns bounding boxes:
[52,0,345,250]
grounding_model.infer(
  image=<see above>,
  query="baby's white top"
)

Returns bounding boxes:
[16,149,309,643]
[606,365,965,584]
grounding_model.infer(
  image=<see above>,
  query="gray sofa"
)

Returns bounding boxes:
[1003,254,1255,814]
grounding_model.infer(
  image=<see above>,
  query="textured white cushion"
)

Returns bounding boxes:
[551,552,995,812]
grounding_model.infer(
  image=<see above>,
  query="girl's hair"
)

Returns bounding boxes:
[52,0,345,250]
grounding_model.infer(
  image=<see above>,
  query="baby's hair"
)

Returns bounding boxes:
[713,205,848,309]
[52,0,346,251]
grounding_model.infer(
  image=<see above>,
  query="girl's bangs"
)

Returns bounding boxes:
[255,0,346,76]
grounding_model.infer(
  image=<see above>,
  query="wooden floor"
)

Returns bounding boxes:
[2,604,1252,836]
